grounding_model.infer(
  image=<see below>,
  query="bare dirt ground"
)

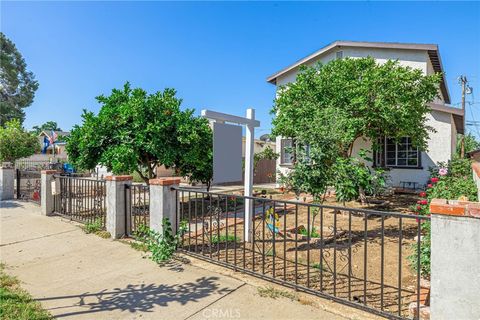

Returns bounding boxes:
[179,190,423,318]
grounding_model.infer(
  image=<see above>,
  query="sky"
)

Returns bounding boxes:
[2,1,480,138]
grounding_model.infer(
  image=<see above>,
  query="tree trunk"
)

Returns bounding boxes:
[359,186,367,205]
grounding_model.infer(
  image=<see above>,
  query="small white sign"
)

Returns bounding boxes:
[51,180,58,195]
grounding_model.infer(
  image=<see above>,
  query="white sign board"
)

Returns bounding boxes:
[212,122,242,184]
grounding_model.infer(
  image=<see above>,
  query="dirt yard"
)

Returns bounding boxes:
[178,190,424,318]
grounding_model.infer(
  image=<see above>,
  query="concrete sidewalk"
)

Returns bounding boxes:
[0,201,372,320]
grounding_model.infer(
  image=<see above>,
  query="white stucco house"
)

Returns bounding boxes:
[268,40,464,188]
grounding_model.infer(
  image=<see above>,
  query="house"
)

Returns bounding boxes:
[267,40,464,188]
[38,130,70,158]
[156,137,276,184]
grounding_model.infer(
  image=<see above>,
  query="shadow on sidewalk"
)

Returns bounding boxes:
[38,276,233,318]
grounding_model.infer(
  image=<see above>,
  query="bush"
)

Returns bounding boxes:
[409,157,477,279]
[134,219,187,263]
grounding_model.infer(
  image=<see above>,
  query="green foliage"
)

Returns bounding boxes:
[272,57,440,202]
[31,121,62,135]
[0,120,39,163]
[134,219,187,263]
[253,145,279,171]
[66,83,212,185]
[0,33,39,127]
[83,218,103,234]
[0,264,52,320]
[210,234,239,245]
[409,157,477,278]
[299,226,321,238]
[457,133,480,155]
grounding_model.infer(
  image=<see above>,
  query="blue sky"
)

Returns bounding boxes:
[2,1,480,138]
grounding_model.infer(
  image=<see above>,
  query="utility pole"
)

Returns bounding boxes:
[459,75,468,158]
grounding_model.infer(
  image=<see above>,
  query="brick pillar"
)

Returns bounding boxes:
[105,175,132,239]
[429,199,480,320]
[41,170,58,216]
[149,177,181,235]
[0,164,14,201]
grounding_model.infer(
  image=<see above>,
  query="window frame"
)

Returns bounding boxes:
[374,137,422,169]
[280,138,294,166]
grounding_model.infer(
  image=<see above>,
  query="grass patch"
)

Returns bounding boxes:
[129,241,149,252]
[83,218,103,234]
[312,263,328,272]
[299,227,321,238]
[0,263,52,320]
[210,234,239,245]
[257,286,298,301]
[82,219,110,238]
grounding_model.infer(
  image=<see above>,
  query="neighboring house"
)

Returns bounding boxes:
[156,137,277,184]
[38,130,70,158]
[267,40,464,188]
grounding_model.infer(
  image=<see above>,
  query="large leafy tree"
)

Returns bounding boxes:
[0,33,39,126]
[67,83,213,185]
[0,119,39,163]
[273,57,442,201]
[32,121,62,135]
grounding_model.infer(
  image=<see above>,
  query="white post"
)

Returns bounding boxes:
[41,170,57,216]
[0,164,15,201]
[149,177,180,234]
[105,175,132,239]
[244,108,255,242]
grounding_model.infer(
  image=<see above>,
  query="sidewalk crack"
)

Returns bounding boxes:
[183,282,247,320]
[0,229,77,247]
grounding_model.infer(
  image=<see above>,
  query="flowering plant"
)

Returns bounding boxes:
[438,167,448,176]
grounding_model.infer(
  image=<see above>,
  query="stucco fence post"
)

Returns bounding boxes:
[105,175,132,239]
[41,170,59,216]
[149,178,181,235]
[0,163,15,201]
[429,199,480,320]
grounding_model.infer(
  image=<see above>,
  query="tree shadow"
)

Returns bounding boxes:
[37,276,233,318]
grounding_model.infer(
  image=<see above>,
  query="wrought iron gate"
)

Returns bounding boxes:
[53,176,106,227]
[125,184,150,236]
[15,169,42,204]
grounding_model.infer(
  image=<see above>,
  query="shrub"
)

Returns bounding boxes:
[134,219,187,263]
[409,157,477,279]
[83,218,103,234]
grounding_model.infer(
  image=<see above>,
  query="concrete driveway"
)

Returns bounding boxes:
[0,200,375,320]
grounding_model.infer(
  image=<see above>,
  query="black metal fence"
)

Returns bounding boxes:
[53,176,106,227]
[175,188,429,320]
[125,184,150,235]
[15,170,42,204]
[15,159,63,171]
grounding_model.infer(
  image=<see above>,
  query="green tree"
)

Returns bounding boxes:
[457,133,480,155]
[0,33,39,127]
[272,57,442,201]
[0,119,39,163]
[31,121,62,135]
[66,83,213,185]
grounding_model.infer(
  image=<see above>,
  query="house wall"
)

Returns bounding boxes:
[274,46,455,188]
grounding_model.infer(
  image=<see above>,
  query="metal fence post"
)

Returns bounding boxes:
[149,177,181,235]
[40,170,57,215]
[105,175,132,239]
[0,164,14,201]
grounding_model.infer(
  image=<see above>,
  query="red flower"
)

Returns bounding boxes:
[431,177,439,183]
[419,191,427,198]
[427,184,433,188]
[416,205,422,211]
[416,218,420,223]
[417,199,428,205]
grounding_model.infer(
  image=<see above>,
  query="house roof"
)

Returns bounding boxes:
[266,40,451,104]
[39,130,70,138]
[428,102,464,134]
